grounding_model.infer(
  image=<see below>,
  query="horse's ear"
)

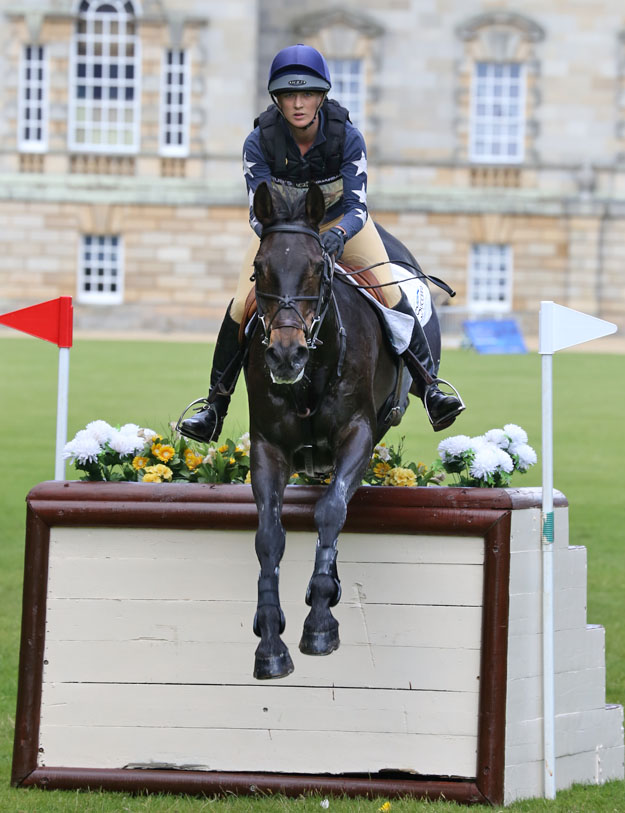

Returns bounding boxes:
[253,181,274,226]
[305,182,326,229]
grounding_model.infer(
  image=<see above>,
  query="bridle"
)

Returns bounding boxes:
[254,223,335,350]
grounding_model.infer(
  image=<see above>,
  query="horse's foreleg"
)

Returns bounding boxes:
[300,423,373,656]
[251,440,293,680]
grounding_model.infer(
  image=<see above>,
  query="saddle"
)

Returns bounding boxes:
[238,264,389,345]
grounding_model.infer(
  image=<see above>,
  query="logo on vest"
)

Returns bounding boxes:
[288,79,307,86]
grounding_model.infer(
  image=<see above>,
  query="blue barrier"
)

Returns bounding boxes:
[463,319,527,354]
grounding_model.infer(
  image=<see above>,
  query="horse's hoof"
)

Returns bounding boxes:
[253,650,294,680]
[299,625,340,656]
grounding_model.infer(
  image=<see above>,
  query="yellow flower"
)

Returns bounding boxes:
[228,456,236,465]
[132,455,149,470]
[184,448,203,471]
[152,443,175,463]
[218,444,229,454]
[373,461,391,478]
[143,464,173,482]
[384,466,417,487]
[379,803,391,812]
[244,471,251,484]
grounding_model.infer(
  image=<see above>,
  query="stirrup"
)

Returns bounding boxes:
[424,378,466,431]
[175,397,219,443]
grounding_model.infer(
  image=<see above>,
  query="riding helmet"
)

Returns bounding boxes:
[268,44,332,94]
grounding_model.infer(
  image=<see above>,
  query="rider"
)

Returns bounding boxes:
[179,44,464,443]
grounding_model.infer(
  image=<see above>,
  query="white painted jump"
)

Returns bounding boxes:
[12,482,623,805]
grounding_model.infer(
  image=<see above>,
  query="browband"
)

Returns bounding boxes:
[260,223,323,246]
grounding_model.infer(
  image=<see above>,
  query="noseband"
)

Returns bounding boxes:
[255,223,335,350]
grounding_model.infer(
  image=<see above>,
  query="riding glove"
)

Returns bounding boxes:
[321,227,345,260]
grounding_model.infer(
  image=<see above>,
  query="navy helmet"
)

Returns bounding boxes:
[268,44,331,94]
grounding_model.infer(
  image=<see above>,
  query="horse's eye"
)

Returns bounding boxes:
[252,261,264,280]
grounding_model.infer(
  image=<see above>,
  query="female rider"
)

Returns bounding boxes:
[179,44,464,443]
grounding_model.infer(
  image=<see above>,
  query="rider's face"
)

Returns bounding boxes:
[277,91,324,129]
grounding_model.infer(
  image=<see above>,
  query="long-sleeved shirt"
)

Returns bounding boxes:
[242,107,369,240]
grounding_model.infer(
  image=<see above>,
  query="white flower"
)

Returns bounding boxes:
[139,427,159,443]
[119,423,141,436]
[483,428,510,449]
[504,423,528,445]
[320,801,330,810]
[510,442,537,471]
[493,446,514,473]
[469,445,501,481]
[84,420,114,445]
[203,447,217,465]
[63,430,102,464]
[237,432,251,454]
[437,434,473,461]
[108,429,145,457]
[374,443,391,462]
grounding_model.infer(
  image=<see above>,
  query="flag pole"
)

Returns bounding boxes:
[539,302,557,799]
[538,299,617,799]
[54,346,70,480]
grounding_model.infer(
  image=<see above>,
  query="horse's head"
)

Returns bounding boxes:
[252,181,329,385]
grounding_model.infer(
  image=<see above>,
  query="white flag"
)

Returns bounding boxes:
[539,301,617,354]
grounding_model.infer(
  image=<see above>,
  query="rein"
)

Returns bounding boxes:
[254,223,337,353]
[336,259,457,298]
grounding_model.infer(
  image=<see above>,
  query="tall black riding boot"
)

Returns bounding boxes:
[177,304,244,443]
[393,293,465,432]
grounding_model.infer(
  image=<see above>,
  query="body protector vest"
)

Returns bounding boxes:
[254,98,350,186]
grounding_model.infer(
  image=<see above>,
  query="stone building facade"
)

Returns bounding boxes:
[0,0,624,337]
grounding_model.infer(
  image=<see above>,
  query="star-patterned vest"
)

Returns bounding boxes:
[254,98,350,185]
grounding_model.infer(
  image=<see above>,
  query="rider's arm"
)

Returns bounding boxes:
[242,129,272,237]
[335,122,369,241]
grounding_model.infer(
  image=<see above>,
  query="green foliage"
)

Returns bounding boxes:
[0,336,624,812]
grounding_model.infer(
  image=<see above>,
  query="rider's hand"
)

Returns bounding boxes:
[321,227,345,260]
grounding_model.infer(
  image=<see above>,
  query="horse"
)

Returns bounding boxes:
[245,180,442,680]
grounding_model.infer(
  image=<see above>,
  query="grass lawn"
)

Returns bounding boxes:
[0,334,623,812]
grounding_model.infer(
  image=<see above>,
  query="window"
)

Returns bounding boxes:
[327,58,365,130]
[19,45,48,152]
[160,49,190,156]
[470,62,525,163]
[69,0,140,152]
[468,244,512,312]
[78,235,123,304]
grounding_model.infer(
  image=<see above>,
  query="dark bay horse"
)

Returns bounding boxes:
[246,181,441,680]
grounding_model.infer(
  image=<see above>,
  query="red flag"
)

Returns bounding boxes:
[0,296,73,348]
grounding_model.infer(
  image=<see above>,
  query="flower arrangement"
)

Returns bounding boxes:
[64,420,536,489]
[435,423,537,488]
[63,420,250,484]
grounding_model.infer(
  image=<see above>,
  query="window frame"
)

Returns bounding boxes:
[467,243,513,313]
[77,234,124,305]
[469,61,526,165]
[18,44,49,153]
[327,58,365,131]
[68,0,142,154]
[159,48,191,158]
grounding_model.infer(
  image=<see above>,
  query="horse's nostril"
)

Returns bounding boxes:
[294,346,309,367]
[265,345,279,366]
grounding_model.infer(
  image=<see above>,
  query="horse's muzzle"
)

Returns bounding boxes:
[265,331,309,385]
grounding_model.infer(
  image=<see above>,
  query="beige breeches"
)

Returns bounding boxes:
[230,215,402,323]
